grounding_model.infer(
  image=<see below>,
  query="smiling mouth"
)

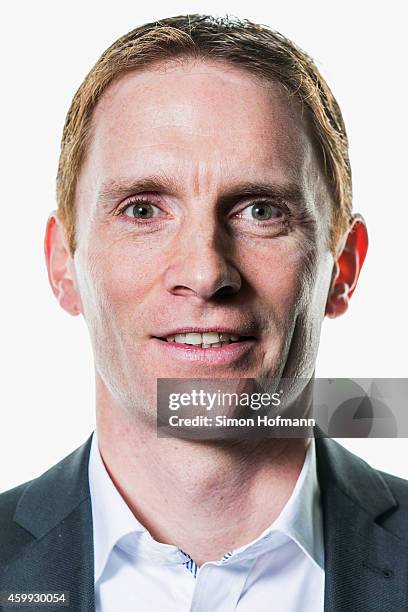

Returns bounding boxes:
[156,331,255,348]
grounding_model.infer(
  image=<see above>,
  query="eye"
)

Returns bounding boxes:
[121,200,162,220]
[240,201,283,221]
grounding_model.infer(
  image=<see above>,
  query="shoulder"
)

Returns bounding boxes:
[378,470,408,532]
[381,469,408,501]
[316,437,408,541]
[0,434,94,569]
[0,479,37,567]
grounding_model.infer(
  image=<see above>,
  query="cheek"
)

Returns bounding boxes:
[239,238,314,318]
[79,238,163,320]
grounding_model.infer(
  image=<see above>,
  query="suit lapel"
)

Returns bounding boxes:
[316,436,408,612]
[5,434,95,611]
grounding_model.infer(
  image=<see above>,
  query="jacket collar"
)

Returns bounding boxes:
[14,432,94,538]
[315,435,407,612]
[315,434,397,519]
[5,434,95,611]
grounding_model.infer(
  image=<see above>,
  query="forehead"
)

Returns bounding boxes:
[81,59,321,199]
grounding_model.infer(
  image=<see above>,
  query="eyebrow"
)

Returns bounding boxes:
[97,174,306,211]
[97,174,182,210]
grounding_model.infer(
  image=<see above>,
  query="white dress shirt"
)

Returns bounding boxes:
[88,430,324,611]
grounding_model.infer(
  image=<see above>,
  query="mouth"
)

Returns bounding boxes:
[151,328,257,366]
[154,330,256,348]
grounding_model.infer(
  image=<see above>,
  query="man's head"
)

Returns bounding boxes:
[45,15,368,422]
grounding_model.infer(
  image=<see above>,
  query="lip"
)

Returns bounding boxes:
[154,326,256,338]
[151,336,257,366]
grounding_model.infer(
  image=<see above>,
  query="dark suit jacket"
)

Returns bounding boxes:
[1,434,408,611]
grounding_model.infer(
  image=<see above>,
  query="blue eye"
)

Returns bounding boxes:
[123,201,159,219]
[242,202,283,221]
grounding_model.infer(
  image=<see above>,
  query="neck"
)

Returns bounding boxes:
[96,393,308,566]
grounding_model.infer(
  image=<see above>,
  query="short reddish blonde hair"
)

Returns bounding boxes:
[57,14,353,254]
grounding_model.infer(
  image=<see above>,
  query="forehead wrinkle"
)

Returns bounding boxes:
[189,156,229,200]
[94,138,306,194]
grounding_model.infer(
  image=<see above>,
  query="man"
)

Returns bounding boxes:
[1,14,407,612]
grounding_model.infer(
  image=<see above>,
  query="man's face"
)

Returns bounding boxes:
[71,60,334,419]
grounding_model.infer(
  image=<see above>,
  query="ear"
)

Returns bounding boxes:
[44,212,82,316]
[325,214,369,318]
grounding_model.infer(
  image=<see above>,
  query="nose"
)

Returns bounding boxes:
[163,221,242,301]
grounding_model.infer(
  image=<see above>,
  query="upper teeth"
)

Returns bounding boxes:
[166,332,240,346]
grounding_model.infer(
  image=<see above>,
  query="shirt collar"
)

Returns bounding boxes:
[88,430,323,583]
[227,437,324,570]
[280,436,324,569]
[88,429,146,583]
